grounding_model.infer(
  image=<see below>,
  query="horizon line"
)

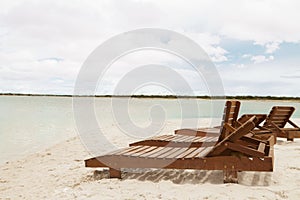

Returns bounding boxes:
[1,93,300,100]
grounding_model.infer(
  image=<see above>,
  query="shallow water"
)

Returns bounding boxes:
[0,96,300,164]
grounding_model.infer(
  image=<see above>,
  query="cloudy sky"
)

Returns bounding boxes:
[1,0,300,96]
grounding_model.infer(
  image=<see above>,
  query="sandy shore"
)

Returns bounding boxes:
[1,119,300,199]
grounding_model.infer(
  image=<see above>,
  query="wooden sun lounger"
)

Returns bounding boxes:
[129,100,239,148]
[262,106,300,141]
[129,101,272,148]
[241,106,300,141]
[85,116,274,183]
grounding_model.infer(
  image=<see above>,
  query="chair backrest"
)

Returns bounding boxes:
[263,106,295,130]
[219,101,241,139]
[222,101,241,126]
[208,116,257,156]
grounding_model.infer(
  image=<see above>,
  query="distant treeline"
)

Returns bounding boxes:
[1,93,300,100]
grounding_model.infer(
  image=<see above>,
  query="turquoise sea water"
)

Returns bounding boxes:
[0,96,300,164]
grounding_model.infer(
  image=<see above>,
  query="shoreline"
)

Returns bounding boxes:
[1,93,300,101]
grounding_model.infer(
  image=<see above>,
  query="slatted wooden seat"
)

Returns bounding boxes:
[85,116,274,183]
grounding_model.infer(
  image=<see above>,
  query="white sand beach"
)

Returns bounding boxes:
[1,119,300,200]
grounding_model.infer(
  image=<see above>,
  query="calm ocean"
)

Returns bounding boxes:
[1,95,300,164]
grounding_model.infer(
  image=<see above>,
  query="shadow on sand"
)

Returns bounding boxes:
[90,169,272,186]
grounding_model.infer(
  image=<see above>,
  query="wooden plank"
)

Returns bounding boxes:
[207,137,219,142]
[123,146,151,156]
[271,116,291,120]
[226,142,265,157]
[181,135,199,142]
[150,135,169,140]
[176,148,198,159]
[184,147,206,158]
[192,136,208,142]
[145,147,173,158]
[161,135,175,140]
[195,146,215,158]
[165,147,190,159]
[112,146,141,155]
[169,135,187,142]
[227,119,255,142]
[207,142,227,157]
[86,154,273,172]
[139,146,165,157]
[287,120,300,128]
[174,135,194,142]
[130,146,158,157]
[156,147,182,158]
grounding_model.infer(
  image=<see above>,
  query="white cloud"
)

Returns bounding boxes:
[251,55,274,64]
[242,54,251,58]
[218,62,300,96]
[0,0,300,95]
[152,0,300,44]
[265,41,281,54]
[183,32,227,62]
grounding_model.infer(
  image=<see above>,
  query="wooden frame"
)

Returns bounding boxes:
[85,116,274,183]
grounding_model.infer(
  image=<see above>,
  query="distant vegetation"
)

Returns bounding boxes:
[1,93,300,101]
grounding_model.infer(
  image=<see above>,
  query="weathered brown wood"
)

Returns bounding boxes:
[157,147,182,158]
[84,102,278,183]
[130,146,157,157]
[112,146,141,155]
[287,120,300,128]
[184,147,206,158]
[257,106,300,141]
[109,168,121,178]
[226,142,265,157]
[141,146,166,157]
[227,117,256,142]
[122,145,150,156]
[85,154,273,171]
[130,134,219,147]
[207,117,256,157]
[175,128,220,136]
[165,147,190,159]
[262,106,295,129]
[175,148,197,159]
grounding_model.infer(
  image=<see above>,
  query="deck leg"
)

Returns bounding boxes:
[223,170,238,183]
[287,131,294,141]
[109,168,121,178]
